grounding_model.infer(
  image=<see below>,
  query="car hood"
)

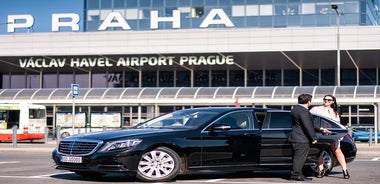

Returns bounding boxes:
[62,128,188,142]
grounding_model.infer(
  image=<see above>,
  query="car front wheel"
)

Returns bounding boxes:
[136,146,181,182]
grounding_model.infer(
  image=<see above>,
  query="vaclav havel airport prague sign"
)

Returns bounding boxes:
[19,55,235,69]
[5,9,234,32]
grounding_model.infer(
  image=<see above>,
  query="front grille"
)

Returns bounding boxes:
[58,141,101,155]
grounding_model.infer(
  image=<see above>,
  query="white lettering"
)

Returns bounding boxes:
[71,58,113,67]
[179,55,234,66]
[79,58,90,67]
[116,57,127,66]
[6,8,238,32]
[157,56,166,65]
[96,57,113,67]
[166,56,175,65]
[98,12,131,31]
[140,57,148,66]
[131,57,140,66]
[208,56,217,65]
[19,59,28,68]
[151,10,181,29]
[7,15,34,32]
[188,56,198,65]
[50,58,66,67]
[197,56,207,65]
[19,58,66,68]
[179,56,189,65]
[200,9,234,28]
[148,57,157,65]
[225,55,234,65]
[34,58,44,67]
[71,58,80,67]
[19,56,233,68]
[52,13,80,32]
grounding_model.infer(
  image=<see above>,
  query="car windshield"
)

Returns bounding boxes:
[135,110,219,129]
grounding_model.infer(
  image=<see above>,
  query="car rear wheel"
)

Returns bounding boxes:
[136,146,181,182]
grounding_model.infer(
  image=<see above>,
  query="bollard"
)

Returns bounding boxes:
[369,128,373,147]
[103,126,106,132]
[12,125,17,148]
[44,127,49,144]
[56,126,61,143]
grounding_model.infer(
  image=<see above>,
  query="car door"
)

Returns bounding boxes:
[312,115,348,143]
[259,111,348,165]
[200,110,261,168]
[259,111,294,165]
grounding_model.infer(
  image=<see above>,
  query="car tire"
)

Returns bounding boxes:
[304,150,335,176]
[136,146,181,182]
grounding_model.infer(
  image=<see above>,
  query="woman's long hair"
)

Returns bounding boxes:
[324,94,340,116]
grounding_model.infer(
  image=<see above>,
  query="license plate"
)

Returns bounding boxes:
[60,156,82,163]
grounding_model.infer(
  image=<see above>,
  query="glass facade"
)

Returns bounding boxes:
[1,0,380,129]
[85,0,379,31]
[3,67,379,88]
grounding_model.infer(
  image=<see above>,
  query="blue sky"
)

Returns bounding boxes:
[0,0,84,34]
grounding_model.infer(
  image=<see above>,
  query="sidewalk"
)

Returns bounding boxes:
[355,142,380,158]
[0,139,58,153]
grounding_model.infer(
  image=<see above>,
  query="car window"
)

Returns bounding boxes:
[262,111,291,129]
[312,115,344,129]
[137,111,219,128]
[212,112,252,129]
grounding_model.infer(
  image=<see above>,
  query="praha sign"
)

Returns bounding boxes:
[6,9,234,32]
[19,55,234,68]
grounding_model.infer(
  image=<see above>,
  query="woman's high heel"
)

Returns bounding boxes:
[343,169,350,179]
[316,169,326,178]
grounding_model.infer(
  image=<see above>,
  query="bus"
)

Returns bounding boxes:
[0,103,47,141]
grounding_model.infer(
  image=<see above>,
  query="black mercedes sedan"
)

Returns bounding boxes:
[52,107,356,182]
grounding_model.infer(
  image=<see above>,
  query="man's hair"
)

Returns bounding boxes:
[298,94,312,104]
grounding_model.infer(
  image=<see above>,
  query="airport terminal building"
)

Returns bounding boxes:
[0,0,380,136]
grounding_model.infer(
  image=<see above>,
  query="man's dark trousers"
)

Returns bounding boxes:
[291,142,310,176]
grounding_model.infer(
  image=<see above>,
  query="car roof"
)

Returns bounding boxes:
[178,107,287,113]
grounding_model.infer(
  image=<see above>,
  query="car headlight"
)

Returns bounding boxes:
[99,139,142,152]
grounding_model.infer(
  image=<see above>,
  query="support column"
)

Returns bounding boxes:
[375,103,379,144]
[147,106,155,120]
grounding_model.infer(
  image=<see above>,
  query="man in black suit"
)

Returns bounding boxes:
[288,93,318,181]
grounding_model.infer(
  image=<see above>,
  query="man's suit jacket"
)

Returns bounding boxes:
[288,104,318,143]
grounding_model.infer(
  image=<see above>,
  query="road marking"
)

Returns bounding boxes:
[205,179,226,182]
[371,157,380,161]
[0,161,20,164]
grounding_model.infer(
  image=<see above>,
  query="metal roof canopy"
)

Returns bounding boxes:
[0,86,378,106]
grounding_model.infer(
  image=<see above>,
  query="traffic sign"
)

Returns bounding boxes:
[71,84,80,97]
